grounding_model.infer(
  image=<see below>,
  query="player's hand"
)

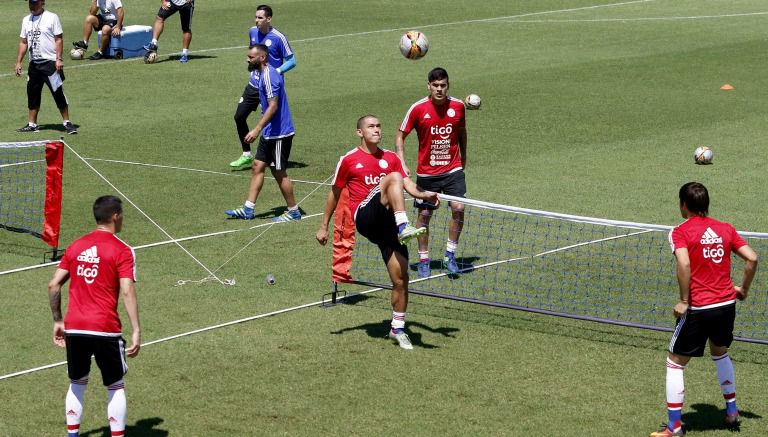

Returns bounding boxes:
[126,331,141,357]
[244,128,261,144]
[52,321,66,347]
[55,59,63,72]
[14,63,22,77]
[161,1,171,10]
[111,27,121,37]
[316,228,328,246]
[422,191,440,208]
[734,285,748,301]
[673,301,689,318]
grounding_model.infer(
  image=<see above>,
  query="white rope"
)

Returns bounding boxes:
[176,172,336,286]
[63,141,233,286]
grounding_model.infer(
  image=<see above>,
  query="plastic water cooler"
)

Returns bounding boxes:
[97,25,152,59]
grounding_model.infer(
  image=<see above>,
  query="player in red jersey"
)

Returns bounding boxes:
[316,115,439,350]
[395,67,467,278]
[48,195,140,437]
[650,182,757,437]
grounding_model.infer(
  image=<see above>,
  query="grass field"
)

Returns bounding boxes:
[2,0,768,435]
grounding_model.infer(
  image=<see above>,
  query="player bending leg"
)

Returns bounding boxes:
[649,182,757,436]
[395,67,468,278]
[72,0,124,60]
[316,115,439,350]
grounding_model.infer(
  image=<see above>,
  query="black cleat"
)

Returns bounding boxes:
[64,122,77,135]
[16,124,39,133]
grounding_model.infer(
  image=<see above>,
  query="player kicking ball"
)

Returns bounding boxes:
[316,115,439,350]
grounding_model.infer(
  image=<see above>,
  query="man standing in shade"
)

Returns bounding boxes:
[15,0,77,134]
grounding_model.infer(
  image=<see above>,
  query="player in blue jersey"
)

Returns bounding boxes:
[226,44,301,223]
[231,4,297,169]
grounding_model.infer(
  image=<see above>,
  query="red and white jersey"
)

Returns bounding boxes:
[668,216,747,308]
[399,96,466,177]
[332,146,407,215]
[58,230,136,336]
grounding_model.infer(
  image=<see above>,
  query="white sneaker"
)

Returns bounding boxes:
[388,329,413,350]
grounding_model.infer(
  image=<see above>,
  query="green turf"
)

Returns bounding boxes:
[2,0,768,435]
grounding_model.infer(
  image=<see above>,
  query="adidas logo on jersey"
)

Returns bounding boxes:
[355,163,364,169]
[76,246,100,264]
[700,227,723,245]
[423,113,431,119]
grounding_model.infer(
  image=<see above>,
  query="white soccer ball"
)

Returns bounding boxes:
[144,51,157,64]
[70,47,85,60]
[694,146,713,164]
[399,31,429,60]
[465,94,482,110]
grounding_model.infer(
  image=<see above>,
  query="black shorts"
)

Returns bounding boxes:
[668,303,736,357]
[157,1,194,32]
[414,170,466,210]
[27,61,68,110]
[354,188,408,263]
[255,135,293,171]
[65,334,128,386]
[96,15,118,29]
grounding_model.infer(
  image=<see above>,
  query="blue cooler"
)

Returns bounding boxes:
[97,25,152,59]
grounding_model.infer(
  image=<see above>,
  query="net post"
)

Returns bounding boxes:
[321,281,346,307]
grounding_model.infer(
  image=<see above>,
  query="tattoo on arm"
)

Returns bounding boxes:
[49,290,63,322]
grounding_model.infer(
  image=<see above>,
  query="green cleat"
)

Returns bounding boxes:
[397,224,426,245]
[229,155,254,169]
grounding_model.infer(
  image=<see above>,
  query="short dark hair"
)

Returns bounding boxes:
[679,182,709,217]
[428,67,449,83]
[93,195,123,224]
[357,114,378,129]
[252,43,268,55]
[256,4,273,17]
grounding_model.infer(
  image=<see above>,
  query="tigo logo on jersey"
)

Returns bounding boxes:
[700,228,724,264]
[76,246,100,284]
[430,123,453,139]
[364,172,387,185]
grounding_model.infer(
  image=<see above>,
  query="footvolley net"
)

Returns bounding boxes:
[0,141,63,249]
[336,194,768,344]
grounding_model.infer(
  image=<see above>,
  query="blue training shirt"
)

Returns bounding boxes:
[249,27,293,70]
[258,65,294,139]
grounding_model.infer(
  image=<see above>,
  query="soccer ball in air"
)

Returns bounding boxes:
[144,51,157,64]
[70,47,85,60]
[694,146,713,164]
[465,94,482,110]
[399,31,429,60]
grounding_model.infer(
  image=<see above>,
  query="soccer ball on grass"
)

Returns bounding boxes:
[694,146,713,164]
[144,51,157,64]
[70,47,85,60]
[464,94,482,110]
[399,31,429,60]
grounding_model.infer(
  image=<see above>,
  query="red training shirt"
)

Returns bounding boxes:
[668,216,747,308]
[332,147,407,215]
[58,230,136,336]
[399,96,466,177]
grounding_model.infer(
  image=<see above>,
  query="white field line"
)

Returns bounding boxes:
[0,212,325,277]
[83,157,332,186]
[0,159,44,168]
[0,0,656,79]
[0,228,649,381]
[510,11,768,23]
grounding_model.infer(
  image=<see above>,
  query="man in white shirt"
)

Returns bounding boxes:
[72,0,125,60]
[15,0,77,134]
